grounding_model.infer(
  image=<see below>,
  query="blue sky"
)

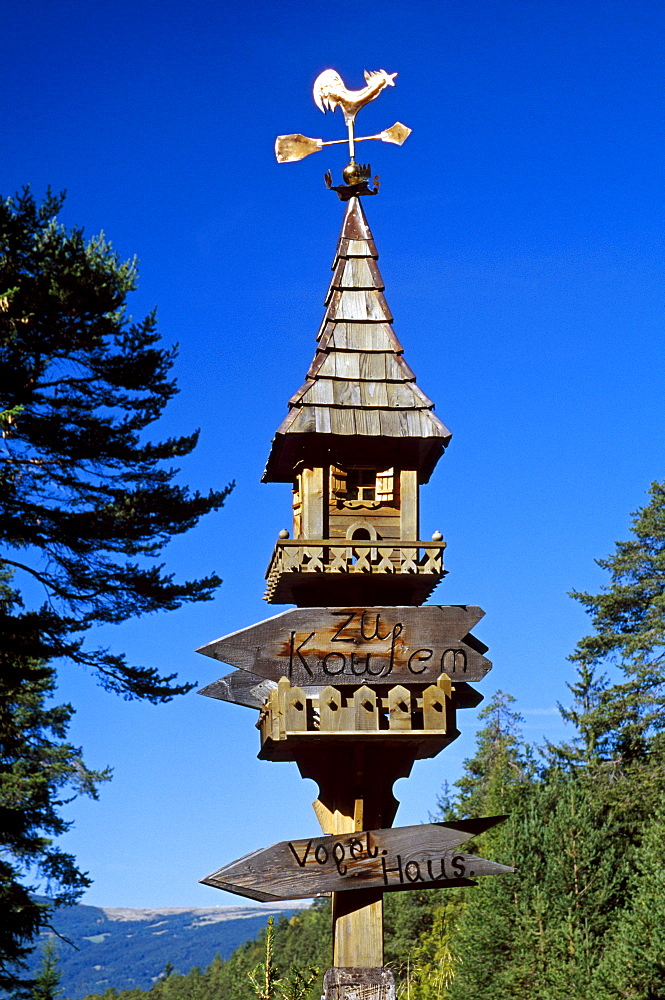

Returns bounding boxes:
[3,0,664,908]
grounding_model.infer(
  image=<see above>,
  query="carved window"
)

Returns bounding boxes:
[330,465,347,497]
[347,468,376,501]
[330,465,395,504]
[376,468,394,502]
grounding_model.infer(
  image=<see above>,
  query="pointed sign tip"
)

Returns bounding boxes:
[436,815,509,837]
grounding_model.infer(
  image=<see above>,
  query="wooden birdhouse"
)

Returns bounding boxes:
[263,196,452,607]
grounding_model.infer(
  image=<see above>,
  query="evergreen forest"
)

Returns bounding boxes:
[57,482,665,1000]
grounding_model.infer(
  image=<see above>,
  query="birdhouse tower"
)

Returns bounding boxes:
[264,196,451,608]
[198,68,508,996]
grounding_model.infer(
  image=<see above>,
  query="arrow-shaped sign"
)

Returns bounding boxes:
[201,817,514,903]
[199,669,325,710]
[200,669,276,709]
[197,606,491,689]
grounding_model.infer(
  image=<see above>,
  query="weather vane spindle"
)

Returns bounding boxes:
[275,69,411,199]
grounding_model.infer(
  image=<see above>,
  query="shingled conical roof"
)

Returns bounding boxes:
[263,197,451,483]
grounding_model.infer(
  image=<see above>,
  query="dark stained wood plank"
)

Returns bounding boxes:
[200,818,514,902]
[198,669,276,709]
[197,606,491,688]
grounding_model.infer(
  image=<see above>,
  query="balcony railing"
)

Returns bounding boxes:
[265,538,446,603]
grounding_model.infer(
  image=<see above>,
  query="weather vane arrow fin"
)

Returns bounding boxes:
[275,122,412,163]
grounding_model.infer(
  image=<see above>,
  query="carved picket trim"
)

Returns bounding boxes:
[257,675,455,746]
[265,539,446,599]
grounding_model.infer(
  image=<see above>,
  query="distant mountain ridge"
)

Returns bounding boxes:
[27,899,305,998]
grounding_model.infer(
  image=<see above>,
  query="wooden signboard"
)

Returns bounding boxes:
[197,606,490,687]
[201,818,514,902]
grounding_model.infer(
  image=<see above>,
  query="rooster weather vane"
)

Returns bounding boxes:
[275,69,411,200]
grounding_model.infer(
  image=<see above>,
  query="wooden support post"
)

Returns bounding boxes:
[297,745,415,969]
[323,967,396,1000]
[332,888,384,968]
[330,763,383,969]
[399,468,419,538]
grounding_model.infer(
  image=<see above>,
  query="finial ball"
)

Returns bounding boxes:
[432,530,443,542]
[342,162,365,186]
[278,528,290,539]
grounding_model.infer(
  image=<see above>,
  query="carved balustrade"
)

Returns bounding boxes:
[265,538,446,603]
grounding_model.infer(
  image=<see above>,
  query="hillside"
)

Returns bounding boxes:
[27,900,303,998]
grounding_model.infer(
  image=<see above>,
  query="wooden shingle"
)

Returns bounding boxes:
[264,197,451,482]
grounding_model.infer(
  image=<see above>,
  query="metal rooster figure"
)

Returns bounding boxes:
[275,68,411,200]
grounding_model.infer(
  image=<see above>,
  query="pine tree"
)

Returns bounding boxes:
[30,939,62,1000]
[443,691,535,820]
[0,187,232,698]
[0,574,110,995]
[0,188,232,991]
[554,662,610,767]
[594,806,665,999]
[568,480,665,761]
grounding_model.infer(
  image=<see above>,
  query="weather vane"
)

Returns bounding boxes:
[275,69,411,199]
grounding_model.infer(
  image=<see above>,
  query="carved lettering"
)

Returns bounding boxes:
[364,652,387,677]
[451,854,466,877]
[330,611,356,643]
[295,632,315,676]
[282,613,480,684]
[387,623,403,677]
[350,651,370,676]
[427,858,446,881]
[407,648,433,674]
[349,838,364,859]
[288,632,295,679]
[381,854,404,885]
[405,860,424,883]
[322,651,346,675]
[287,840,312,868]
[442,648,467,674]
[365,832,379,859]
[287,839,468,887]
[359,612,392,642]
[332,842,347,876]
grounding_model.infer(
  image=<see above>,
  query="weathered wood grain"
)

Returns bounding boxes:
[198,670,276,709]
[200,818,514,902]
[323,967,395,1000]
[197,606,490,688]
[333,888,384,967]
[388,685,412,731]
